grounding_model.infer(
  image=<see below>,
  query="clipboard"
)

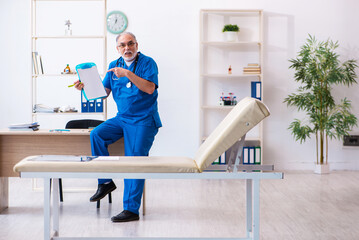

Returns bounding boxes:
[76,62,107,101]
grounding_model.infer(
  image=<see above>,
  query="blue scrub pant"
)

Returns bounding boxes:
[90,116,158,215]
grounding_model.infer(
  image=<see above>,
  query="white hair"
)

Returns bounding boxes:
[116,32,137,43]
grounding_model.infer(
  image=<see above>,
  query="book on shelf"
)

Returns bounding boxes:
[39,55,44,74]
[32,52,44,75]
[243,69,261,73]
[32,52,39,75]
[243,63,261,74]
[243,67,261,70]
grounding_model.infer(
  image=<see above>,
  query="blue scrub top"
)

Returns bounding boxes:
[103,52,162,128]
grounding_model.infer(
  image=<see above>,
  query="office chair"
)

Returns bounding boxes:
[65,119,104,129]
[59,119,111,208]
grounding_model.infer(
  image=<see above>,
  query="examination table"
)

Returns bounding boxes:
[14,97,283,240]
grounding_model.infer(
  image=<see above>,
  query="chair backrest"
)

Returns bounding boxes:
[65,119,104,129]
[194,97,270,172]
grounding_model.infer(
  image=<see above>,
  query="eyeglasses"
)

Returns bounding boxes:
[117,41,136,49]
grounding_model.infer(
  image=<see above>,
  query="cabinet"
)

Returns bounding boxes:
[199,9,264,165]
[31,0,107,128]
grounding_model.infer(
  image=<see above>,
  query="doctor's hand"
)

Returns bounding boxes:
[73,80,84,90]
[107,67,129,78]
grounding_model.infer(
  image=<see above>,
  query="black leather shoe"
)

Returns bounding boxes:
[90,181,117,202]
[111,210,139,222]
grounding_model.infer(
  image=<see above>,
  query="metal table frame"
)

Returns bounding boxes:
[20,171,283,240]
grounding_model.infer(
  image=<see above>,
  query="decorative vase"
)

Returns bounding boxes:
[223,31,238,42]
[314,163,330,174]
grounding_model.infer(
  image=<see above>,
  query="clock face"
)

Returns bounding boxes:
[107,11,128,34]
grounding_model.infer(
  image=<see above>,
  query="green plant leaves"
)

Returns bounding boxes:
[222,24,240,32]
[288,119,313,143]
[284,35,358,163]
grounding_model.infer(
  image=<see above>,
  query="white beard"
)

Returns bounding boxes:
[122,51,137,62]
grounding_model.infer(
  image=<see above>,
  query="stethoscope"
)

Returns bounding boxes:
[112,53,140,88]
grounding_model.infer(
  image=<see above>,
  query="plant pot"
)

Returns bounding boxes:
[314,163,330,174]
[223,31,238,42]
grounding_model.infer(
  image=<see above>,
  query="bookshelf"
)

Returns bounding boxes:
[30,0,107,128]
[199,9,264,168]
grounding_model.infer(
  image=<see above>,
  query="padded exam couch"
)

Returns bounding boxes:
[14,97,283,240]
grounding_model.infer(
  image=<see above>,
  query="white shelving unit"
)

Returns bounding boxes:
[31,0,107,128]
[200,9,264,164]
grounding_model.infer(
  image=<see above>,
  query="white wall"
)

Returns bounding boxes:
[1,0,359,170]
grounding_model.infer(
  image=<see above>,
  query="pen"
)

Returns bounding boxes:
[68,82,83,88]
[49,129,70,132]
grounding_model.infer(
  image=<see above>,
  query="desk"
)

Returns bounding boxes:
[0,129,124,212]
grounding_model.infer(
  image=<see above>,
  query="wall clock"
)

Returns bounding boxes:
[106,11,128,34]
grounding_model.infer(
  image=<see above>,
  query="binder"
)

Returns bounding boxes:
[249,147,255,164]
[81,91,89,112]
[251,81,262,100]
[88,100,96,112]
[254,146,261,164]
[213,157,220,165]
[95,99,103,112]
[242,147,249,164]
[219,152,226,164]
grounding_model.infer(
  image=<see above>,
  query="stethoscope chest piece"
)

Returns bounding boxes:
[115,53,139,89]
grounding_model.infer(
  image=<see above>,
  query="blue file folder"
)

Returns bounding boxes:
[219,152,226,164]
[88,100,95,112]
[251,81,262,100]
[81,91,89,113]
[242,147,250,164]
[95,99,103,112]
[249,147,255,164]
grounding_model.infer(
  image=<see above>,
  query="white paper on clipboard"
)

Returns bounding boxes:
[77,66,107,100]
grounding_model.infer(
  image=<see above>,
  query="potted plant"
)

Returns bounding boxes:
[284,35,358,174]
[222,24,240,42]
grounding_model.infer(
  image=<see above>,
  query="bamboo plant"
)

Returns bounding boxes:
[284,35,358,165]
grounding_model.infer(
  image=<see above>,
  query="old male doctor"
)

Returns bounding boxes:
[74,32,161,222]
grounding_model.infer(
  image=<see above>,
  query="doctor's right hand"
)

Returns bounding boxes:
[73,80,84,90]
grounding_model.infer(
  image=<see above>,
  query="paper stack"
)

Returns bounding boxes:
[33,104,59,113]
[9,122,40,131]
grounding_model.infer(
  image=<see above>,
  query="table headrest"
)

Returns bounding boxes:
[194,97,270,172]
